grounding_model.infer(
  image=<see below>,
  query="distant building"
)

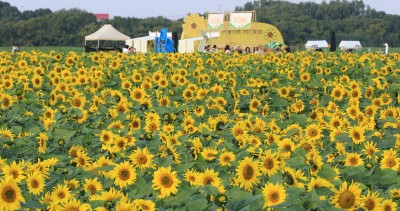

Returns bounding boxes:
[93,13,109,21]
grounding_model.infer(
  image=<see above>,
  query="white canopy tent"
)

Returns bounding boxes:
[85,24,130,47]
[339,41,362,51]
[305,40,329,50]
[125,31,173,53]
[178,31,221,53]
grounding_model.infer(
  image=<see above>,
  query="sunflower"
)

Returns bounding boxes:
[130,147,155,170]
[158,77,169,89]
[344,153,364,166]
[112,161,137,188]
[0,128,15,142]
[193,105,205,117]
[37,132,48,154]
[83,178,103,195]
[331,181,362,210]
[158,96,170,107]
[51,184,72,203]
[307,176,332,191]
[184,169,199,186]
[59,198,92,211]
[144,120,160,133]
[236,157,261,191]
[381,199,397,211]
[243,97,260,113]
[348,126,365,144]
[331,86,344,101]
[1,93,14,108]
[32,75,43,89]
[219,151,236,167]
[152,166,181,198]
[305,124,323,141]
[129,116,141,131]
[201,147,218,161]
[278,138,296,156]
[380,149,399,170]
[68,145,84,159]
[346,104,360,120]
[70,95,86,108]
[130,87,147,101]
[74,150,92,169]
[300,72,311,82]
[362,141,379,160]
[196,168,222,187]
[262,182,287,208]
[2,161,25,183]
[134,199,156,211]
[0,177,25,211]
[260,151,280,176]
[361,190,382,210]
[265,132,281,145]
[277,86,290,99]
[231,122,248,138]
[182,88,194,101]
[99,130,114,145]
[291,99,305,113]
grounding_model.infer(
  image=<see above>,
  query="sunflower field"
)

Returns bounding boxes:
[0,50,399,210]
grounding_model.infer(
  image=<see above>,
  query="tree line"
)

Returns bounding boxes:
[0,0,399,48]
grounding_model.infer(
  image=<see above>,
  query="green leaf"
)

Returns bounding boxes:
[22,200,46,209]
[286,156,305,169]
[342,165,365,176]
[318,165,337,179]
[186,194,208,211]
[379,169,400,185]
[335,133,352,143]
[175,162,195,172]
[226,194,263,210]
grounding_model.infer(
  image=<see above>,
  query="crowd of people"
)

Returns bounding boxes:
[203,43,291,54]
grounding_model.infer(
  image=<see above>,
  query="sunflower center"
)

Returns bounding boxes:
[302,143,312,152]
[243,165,254,180]
[3,98,10,106]
[64,207,80,211]
[204,177,213,185]
[73,98,83,107]
[349,157,358,165]
[79,157,86,166]
[57,192,65,199]
[353,132,361,140]
[11,170,19,179]
[284,145,292,152]
[88,185,96,195]
[120,169,130,181]
[334,90,341,97]
[270,192,279,202]
[161,175,173,188]
[132,121,139,128]
[338,190,355,209]
[309,128,318,137]
[386,158,396,168]
[138,156,148,164]
[149,123,158,131]
[2,187,16,203]
[31,179,39,188]
[134,92,142,99]
[364,198,375,210]
[264,159,274,170]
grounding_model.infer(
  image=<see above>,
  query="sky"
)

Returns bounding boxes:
[2,0,399,19]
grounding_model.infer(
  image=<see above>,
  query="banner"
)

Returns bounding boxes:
[229,12,252,29]
[207,13,224,30]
